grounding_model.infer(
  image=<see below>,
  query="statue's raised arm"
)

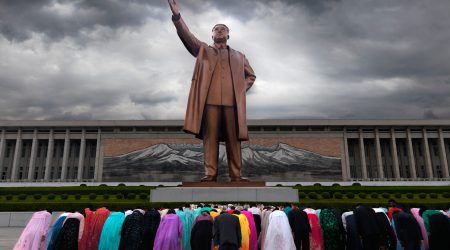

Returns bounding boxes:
[168,0,179,16]
[168,0,204,57]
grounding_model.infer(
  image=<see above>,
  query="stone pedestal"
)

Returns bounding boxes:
[150,187,299,203]
[182,181,266,187]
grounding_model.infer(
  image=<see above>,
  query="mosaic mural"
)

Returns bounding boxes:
[103,140,342,182]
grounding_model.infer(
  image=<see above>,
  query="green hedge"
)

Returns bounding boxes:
[0,186,154,196]
[1,185,450,211]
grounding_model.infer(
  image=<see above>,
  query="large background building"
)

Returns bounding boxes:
[0,120,449,183]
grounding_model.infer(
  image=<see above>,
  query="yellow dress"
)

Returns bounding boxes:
[233,214,250,250]
[210,211,220,220]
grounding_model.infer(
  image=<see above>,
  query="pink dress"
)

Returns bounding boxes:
[304,208,324,250]
[14,210,52,250]
[410,208,429,250]
[242,211,258,250]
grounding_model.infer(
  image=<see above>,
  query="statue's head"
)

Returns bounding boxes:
[212,24,229,43]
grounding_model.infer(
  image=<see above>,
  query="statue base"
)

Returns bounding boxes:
[182,181,265,187]
[150,186,299,203]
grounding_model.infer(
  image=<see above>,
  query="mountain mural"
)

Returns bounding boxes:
[103,143,342,181]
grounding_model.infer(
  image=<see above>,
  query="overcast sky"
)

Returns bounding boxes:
[1,0,450,120]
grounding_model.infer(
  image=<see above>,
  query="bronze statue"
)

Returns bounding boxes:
[168,0,256,182]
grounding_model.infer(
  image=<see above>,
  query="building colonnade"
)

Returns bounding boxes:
[1,120,450,182]
[345,127,450,181]
[0,128,99,182]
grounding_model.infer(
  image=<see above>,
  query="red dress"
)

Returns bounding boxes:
[88,207,110,250]
[78,208,93,250]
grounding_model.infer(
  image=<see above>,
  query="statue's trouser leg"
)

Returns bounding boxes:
[203,105,220,177]
[223,106,242,178]
[203,105,242,178]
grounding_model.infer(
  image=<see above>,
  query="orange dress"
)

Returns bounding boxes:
[233,214,250,250]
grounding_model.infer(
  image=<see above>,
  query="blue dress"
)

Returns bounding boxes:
[47,213,68,250]
[98,212,126,250]
[177,208,194,250]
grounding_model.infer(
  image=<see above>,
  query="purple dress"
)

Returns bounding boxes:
[153,214,183,250]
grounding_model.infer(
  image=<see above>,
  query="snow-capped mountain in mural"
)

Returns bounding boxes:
[103,143,341,181]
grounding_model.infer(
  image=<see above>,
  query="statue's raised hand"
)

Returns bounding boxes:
[168,0,180,16]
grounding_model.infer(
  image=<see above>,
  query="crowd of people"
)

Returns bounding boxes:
[13,200,450,250]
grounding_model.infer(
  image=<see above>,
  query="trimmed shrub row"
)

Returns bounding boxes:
[0,193,150,201]
[298,191,446,200]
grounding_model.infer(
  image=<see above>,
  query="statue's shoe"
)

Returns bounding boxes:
[200,175,217,182]
[230,177,250,182]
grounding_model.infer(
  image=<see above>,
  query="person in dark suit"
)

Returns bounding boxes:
[428,213,450,250]
[213,212,242,250]
[288,205,311,250]
[353,204,381,250]
[392,210,422,250]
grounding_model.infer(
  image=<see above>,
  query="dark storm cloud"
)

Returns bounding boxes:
[297,0,450,82]
[0,0,165,42]
[1,0,450,120]
[182,0,338,20]
[129,90,177,105]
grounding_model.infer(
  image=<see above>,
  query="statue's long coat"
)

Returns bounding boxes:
[173,15,256,141]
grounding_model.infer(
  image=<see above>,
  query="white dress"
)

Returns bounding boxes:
[263,210,296,250]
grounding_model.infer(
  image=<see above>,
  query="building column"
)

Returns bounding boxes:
[10,129,22,181]
[27,130,38,181]
[438,128,449,178]
[342,129,351,181]
[390,128,401,180]
[445,135,450,179]
[406,128,417,179]
[0,130,6,178]
[77,129,86,181]
[375,128,384,179]
[422,128,433,179]
[359,129,368,179]
[60,129,70,180]
[94,129,101,181]
[44,130,54,181]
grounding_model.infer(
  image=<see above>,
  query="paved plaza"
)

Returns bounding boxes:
[0,227,23,249]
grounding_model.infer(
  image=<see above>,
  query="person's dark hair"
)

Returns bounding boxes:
[167,209,176,214]
[233,210,241,215]
[230,206,235,210]
[211,209,218,212]
[220,211,226,214]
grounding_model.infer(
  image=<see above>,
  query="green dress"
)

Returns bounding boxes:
[319,209,340,250]
[422,209,442,234]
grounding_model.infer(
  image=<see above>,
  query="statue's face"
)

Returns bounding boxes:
[212,24,229,43]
